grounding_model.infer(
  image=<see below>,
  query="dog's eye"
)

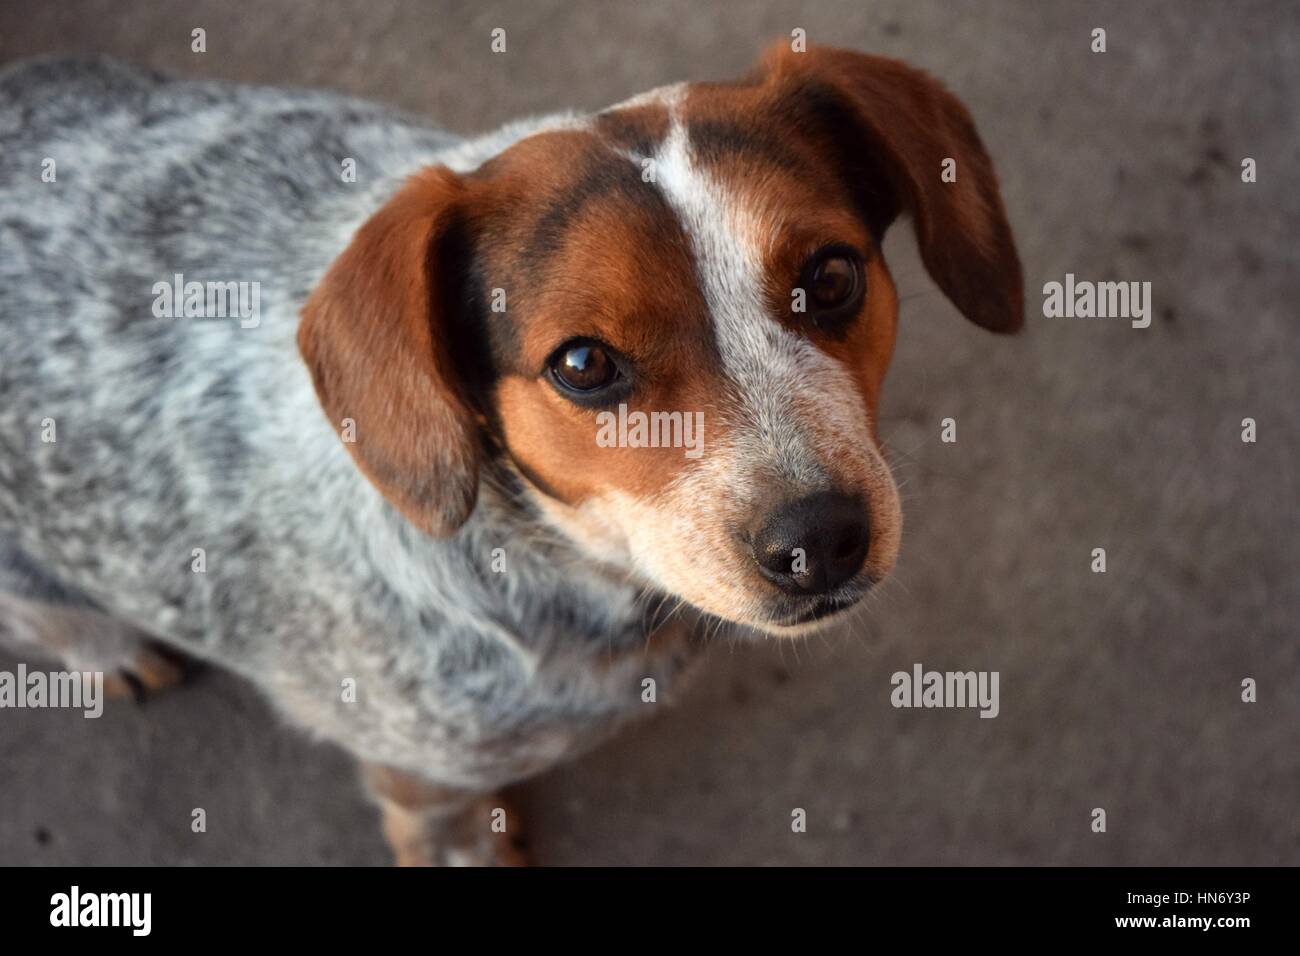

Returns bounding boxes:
[549,340,619,393]
[810,255,857,307]
[801,246,865,318]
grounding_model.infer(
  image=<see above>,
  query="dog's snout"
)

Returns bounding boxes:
[750,492,870,595]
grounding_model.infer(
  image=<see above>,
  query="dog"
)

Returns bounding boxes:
[0,41,1022,865]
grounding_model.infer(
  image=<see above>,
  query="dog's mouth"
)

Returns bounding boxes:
[766,582,874,632]
[781,596,856,625]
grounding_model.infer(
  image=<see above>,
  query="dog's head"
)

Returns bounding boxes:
[299,43,1022,635]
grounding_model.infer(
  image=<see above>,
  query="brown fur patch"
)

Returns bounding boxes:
[298,167,480,535]
[754,41,1024,332]
[594,101,671,157]
[462,127,731,506]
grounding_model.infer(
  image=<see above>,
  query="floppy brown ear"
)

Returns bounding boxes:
[298,166,480,535]
[760,42,1024,333]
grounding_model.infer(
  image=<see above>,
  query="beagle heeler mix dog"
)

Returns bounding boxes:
[0,42,1022,865]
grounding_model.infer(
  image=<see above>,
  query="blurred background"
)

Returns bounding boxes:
[0,0,1296,865]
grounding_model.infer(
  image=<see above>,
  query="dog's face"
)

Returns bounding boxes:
[299,44,1022,635]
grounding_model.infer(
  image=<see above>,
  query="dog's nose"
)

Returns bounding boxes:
[750,492,870,595]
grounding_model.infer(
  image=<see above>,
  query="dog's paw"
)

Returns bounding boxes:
[387,793,530,867]
[474,793,531,867]
[101,645,186,702]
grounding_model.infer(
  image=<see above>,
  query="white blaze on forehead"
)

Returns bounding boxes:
[648,98,870,491]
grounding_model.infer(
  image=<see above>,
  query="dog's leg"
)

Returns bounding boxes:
[0,543,187,699]
[0,590,186,701]
[361,762,529,867]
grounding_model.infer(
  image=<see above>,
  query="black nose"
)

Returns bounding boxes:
[750,492,870,595]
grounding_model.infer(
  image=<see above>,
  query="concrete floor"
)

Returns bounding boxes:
[0,0,1296,865]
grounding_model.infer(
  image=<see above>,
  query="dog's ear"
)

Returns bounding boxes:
[298,166,480,535]
[759,42,1023,333]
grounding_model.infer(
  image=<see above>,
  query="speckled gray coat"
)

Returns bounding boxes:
[0,56,693,790]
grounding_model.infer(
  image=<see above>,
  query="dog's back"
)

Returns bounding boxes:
[0,56,450,641]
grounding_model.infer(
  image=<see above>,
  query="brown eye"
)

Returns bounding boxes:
[549,340,618,393]
[802,246,865,316]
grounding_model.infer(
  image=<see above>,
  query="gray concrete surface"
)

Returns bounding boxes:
[0,0,1296,865]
